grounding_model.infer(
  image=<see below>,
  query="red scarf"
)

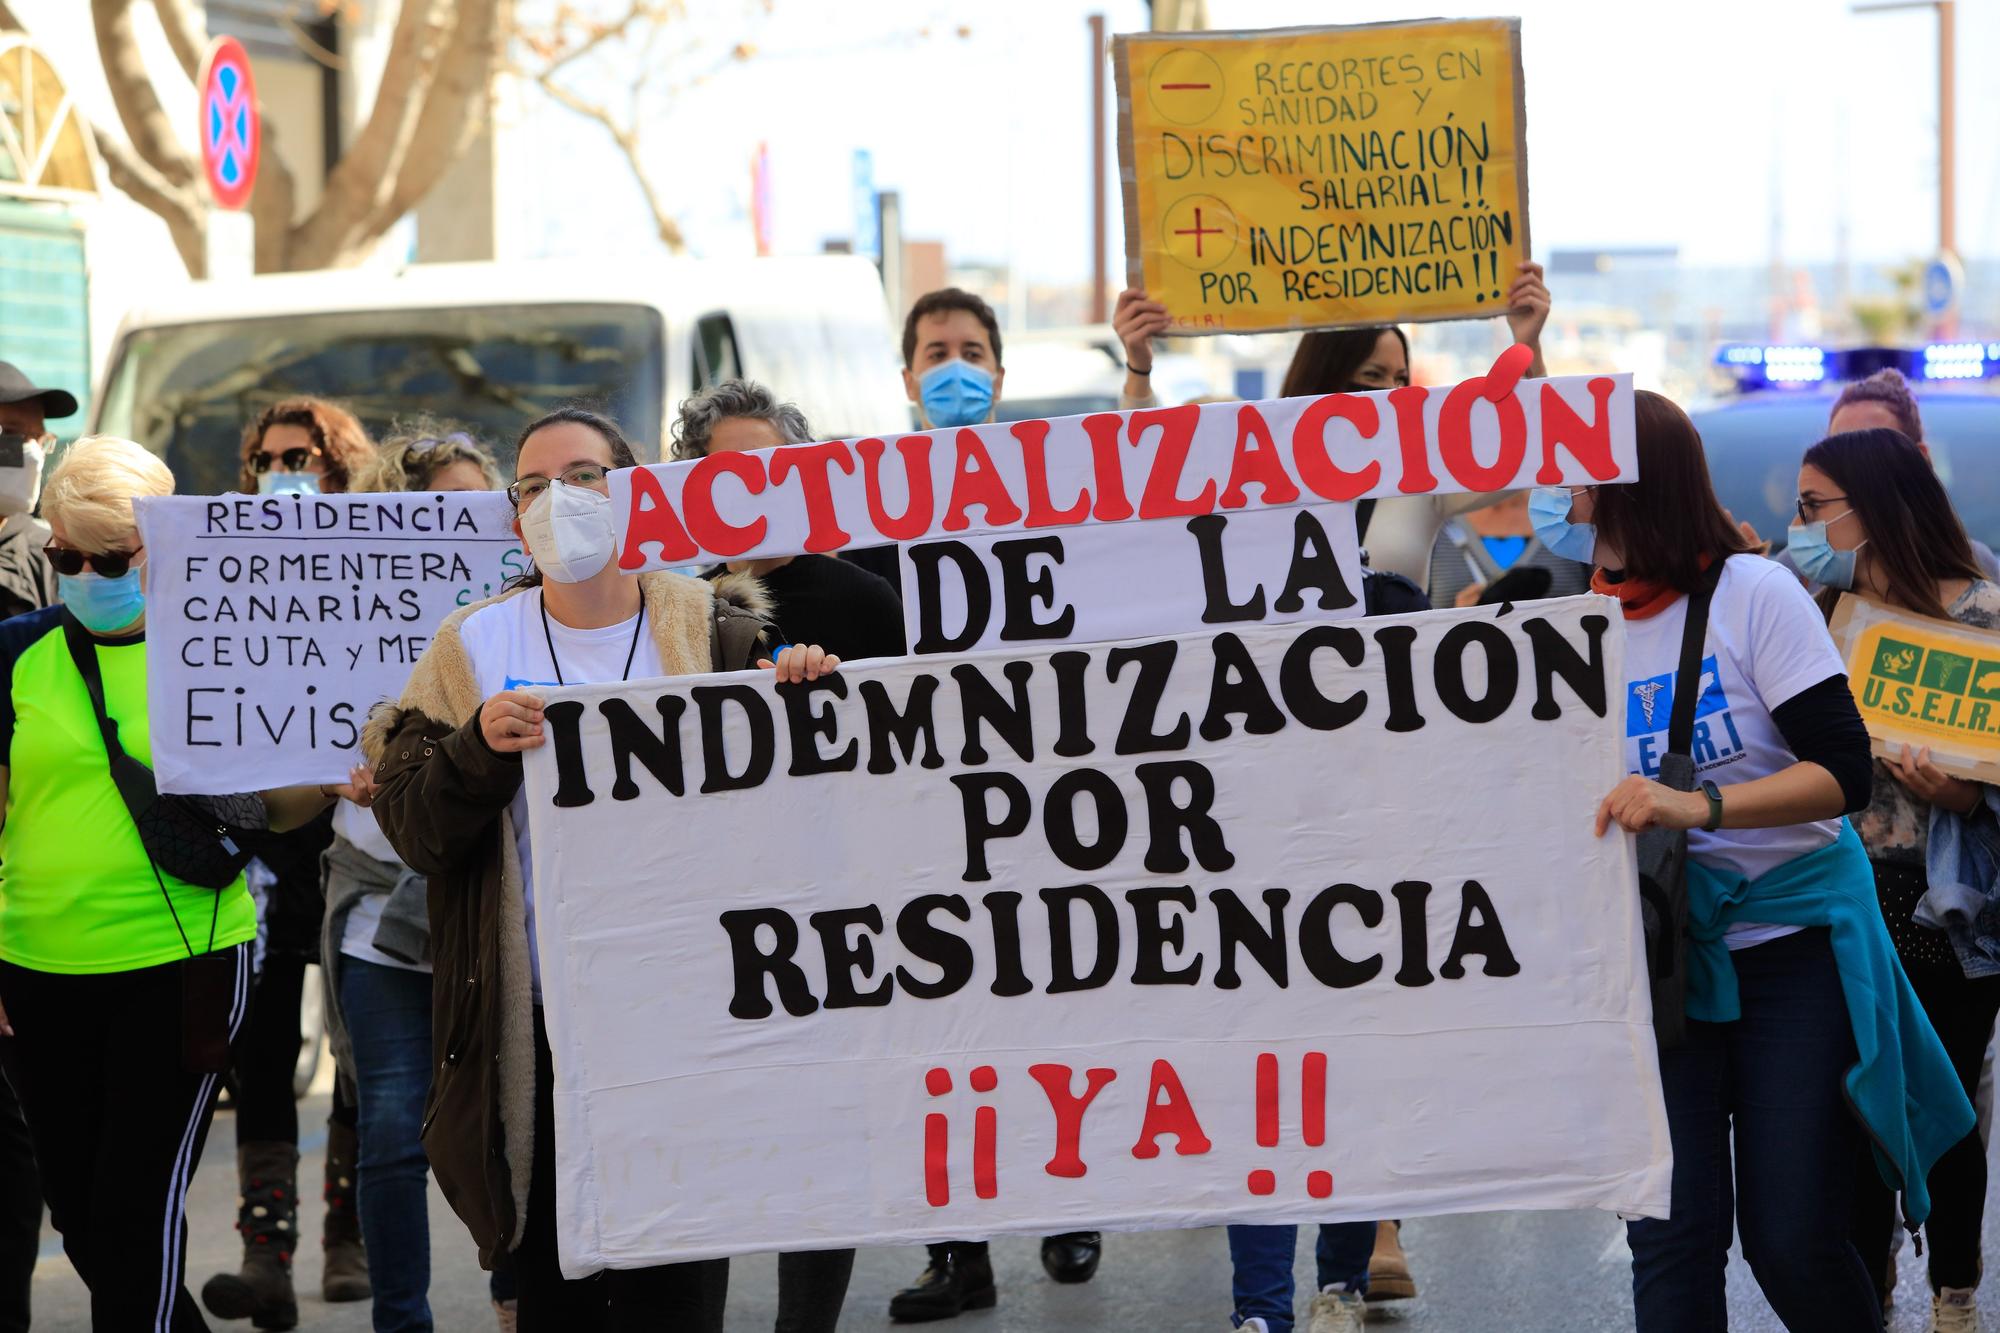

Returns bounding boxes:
[1591,556,1715,621]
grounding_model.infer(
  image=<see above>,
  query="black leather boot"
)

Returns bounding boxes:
[1040,1231,1103,1284]
[888,1242,997,1322]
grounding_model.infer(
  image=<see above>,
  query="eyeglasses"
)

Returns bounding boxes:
[45,544,143,578]
[507,463,609,509]
[1795,494,1850,523]
[401,434,476,477]
[250,446,323,475]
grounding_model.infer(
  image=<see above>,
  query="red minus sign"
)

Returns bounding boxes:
[1160,83,1212,90]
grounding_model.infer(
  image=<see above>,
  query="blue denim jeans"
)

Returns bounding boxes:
[340,958,435,1333]
[1626,927,1879,1333]
[1227,1221,1373,1332]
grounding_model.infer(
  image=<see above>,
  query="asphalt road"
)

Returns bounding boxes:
[27,1089,1994,1331]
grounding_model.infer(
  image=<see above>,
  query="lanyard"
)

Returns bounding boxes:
[539,593,644,686]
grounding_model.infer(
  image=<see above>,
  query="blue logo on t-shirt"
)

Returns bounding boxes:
[1629,654,1748,778]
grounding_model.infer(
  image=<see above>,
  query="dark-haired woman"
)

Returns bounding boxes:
[1115,264,1550,594]
[368,407,835,1330]
[1554,392,1971,1332]
[1793,427,2000,1332]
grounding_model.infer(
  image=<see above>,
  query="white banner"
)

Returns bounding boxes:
[135,493,524,793]
[611,360,1637,571]
[522,597,1669,1273]
[899,504,1364,655]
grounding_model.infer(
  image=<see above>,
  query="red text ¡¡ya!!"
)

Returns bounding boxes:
[922,1053,1344,1207]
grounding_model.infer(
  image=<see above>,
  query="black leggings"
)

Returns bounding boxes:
[0,1065,37,1333]
[232,950,355,1145]
[0,946,251,1331]
[1852,860,2000,1294]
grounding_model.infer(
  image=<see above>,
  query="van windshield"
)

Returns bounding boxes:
[96,303,664,495]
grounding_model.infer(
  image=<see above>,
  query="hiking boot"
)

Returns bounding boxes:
[887,1245,997,1322]
[1932,1287,1980,1333]
[321,1119,371,1302]
[201,1141,300,1331]
[1306,1286,1368,1333]
[1040,1231,1103,1284]
[1367,1219,1416,1301]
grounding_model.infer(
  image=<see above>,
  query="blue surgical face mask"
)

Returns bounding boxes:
[918,359,995,429]
[1786,511,1867,589]
[1529,486,1599,565]
[61,569,146,633]
[258,471,322,497]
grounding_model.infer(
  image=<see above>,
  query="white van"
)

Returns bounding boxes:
[89,254,909,493]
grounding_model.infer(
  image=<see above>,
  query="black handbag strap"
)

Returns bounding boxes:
[1666,560,1727,757]
[60,610,159,817]
[59,610,214,956]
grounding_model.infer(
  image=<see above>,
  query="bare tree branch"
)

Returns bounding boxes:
[287,0,455,267]
[91,0,198,189]
[525,73,685,251]
[363,0,506,237]
[92,123,205,274]
[249,117,298,272]
[154,0,207,82]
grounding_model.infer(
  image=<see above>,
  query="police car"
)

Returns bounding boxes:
[1691,343,2000,553]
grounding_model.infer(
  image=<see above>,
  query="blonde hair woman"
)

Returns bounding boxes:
[0,437,359,1329]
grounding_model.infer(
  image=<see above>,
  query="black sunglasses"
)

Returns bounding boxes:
[250,446,322,474]
[45,544,142,578]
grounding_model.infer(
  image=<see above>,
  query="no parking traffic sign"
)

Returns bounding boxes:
[198,36,259,211]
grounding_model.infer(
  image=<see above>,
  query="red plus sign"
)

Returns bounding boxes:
[1173,207,1223,258]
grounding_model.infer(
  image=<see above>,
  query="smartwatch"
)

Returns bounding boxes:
[1700,779,1723,831]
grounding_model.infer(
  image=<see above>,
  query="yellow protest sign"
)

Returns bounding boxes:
[1828,594,2000,783]
[1113,18,1530,336]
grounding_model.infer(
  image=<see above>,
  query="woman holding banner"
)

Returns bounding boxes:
[322,422,513,1332]
[205,395,382,1328]
[0,436,358,1331]
[367,407,836,1331]
[1556,392,1971,1332]
[1114,261,1553,596]
[1790,426,2000,1332]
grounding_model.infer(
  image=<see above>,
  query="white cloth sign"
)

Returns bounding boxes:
[898,504,1364,654]
[611,365,1638,570]
[522,596,1670,1273]
[135,493,523,793]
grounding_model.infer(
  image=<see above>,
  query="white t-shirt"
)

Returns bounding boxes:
[340,892,431,973]
[457,587,664,1000]
[1619,554,1847,949]
[333,794,399,864]
[333,786,431,972]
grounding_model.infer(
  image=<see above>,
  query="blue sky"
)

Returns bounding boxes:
[511,0,1998,288]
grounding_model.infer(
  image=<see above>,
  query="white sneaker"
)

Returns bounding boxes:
[1234,1319,1271,1333]
[1307,1286,1368,1333]
[1931,1287,1980,1333]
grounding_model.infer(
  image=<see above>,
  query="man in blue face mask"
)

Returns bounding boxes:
[901,288,1006,430]
[885,292,1108,1318]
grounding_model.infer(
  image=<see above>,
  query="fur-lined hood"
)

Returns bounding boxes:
[362,569,770,763]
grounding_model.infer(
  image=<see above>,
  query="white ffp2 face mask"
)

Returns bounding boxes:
[519,481,617,584]
[0,435,46,519]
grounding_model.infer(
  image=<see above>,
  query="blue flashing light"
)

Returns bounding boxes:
[1717,343,2000,391]
[1921,342,1992,381]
